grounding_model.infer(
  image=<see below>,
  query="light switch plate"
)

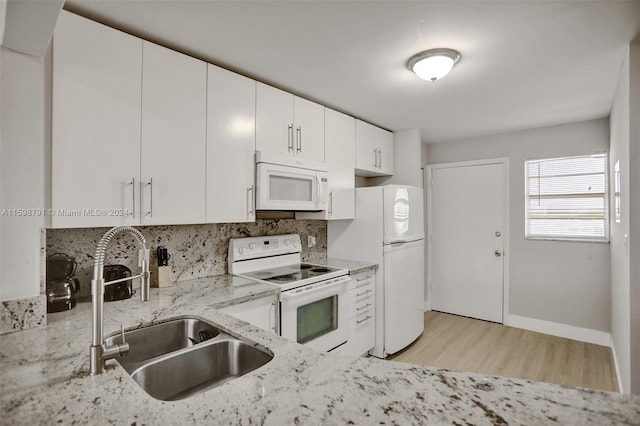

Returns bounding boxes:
[308,236,316,248]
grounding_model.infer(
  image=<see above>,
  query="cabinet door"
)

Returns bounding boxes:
[140,42,207,225]
[256,83,294,156]
[206,64,256,223]
[296,108,354,220]
[355,120,378,176]
[293,97,325,162]
[378,129,394,175]
[355,119,393,177]
[52,11,141,228]
[220,296,278,334]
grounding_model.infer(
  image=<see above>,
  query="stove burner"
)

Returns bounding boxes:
[299,264,313,270]
[269,273,300,283]
[310,267,331,273]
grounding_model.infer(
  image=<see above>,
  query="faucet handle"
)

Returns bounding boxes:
[120,324,126,344]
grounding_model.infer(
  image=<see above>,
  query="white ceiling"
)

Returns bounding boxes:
[64,0,639,143]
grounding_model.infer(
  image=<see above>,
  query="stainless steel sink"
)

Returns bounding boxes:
[106,317,273,400]
[105,318,221,372]
[130,339,273,401]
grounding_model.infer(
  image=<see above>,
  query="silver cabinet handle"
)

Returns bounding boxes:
[330,192,334,214]
[495,249,503,257]
[129,178,136,219]
[143,178,153,217]
[356,289,373,297]
[288,124,294,152]
[378,149,382,169]
[372,149,377,167]
[247,185,254,217]
[296,126,302,154]
[356,315,372,324]
[355,275,373,282]
[356,303,372,312]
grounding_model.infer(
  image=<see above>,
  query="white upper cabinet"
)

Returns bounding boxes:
[297,108,355,220]
[293,97,325,162]
[256,83,325,163]
[140,42,207,225]
[355,119,394,177]
[206,64,256,223]
[52,11,142,228]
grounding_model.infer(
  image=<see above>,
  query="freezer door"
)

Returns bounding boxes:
[383,186,424,244]
[383,239,424,355]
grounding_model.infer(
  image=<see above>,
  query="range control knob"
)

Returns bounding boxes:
[284,239,291,246]
[293,240,299,248]
[249,243,256,250]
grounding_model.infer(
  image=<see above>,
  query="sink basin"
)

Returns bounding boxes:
[106,317,273,400]
[131,339,273,401]
[105,318,221,372]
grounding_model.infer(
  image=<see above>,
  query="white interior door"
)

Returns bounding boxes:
[429,161,506,323]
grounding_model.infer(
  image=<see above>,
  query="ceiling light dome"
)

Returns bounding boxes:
[407,48,461,82]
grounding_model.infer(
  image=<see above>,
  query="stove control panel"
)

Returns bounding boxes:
[228,234,302,263]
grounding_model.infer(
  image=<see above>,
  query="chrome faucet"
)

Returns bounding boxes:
[89,226,150,375]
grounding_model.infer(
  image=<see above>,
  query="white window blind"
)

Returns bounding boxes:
[525,153,608,241]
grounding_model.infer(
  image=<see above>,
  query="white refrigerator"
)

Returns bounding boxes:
[328,185,425,358]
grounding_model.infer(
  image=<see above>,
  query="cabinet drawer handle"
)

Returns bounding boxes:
[288,124,294,152]
[355,275,373,282]
[356,289,373,297]
[356,315,372,324]
[129,177,136,219]
[328,192,333,216]
[356,303,372,312]
[247,185,254,217]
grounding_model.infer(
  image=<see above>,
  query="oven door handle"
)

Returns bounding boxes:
[280,278,349,302]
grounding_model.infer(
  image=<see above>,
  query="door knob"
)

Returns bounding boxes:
[495,250,503,257]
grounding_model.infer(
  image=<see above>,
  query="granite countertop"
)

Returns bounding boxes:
[314,257,378,275]
[2,274,639,425]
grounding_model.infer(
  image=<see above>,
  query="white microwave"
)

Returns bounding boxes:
[255,151,329,211]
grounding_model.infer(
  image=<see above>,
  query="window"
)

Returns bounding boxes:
[525,153,608,241]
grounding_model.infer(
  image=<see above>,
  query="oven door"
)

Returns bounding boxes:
[280,276,349,352]
[256,162,324,211]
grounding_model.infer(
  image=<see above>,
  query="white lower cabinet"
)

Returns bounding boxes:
[220,295,278,334]
[335,271,376,356]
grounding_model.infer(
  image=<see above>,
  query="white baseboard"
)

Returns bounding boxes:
[506,314,611,347]
[610,341,625,394]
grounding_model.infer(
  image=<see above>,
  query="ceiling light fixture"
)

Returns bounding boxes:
[407,48,461,82]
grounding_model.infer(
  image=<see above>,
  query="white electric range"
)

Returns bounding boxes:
[228,234,350,352]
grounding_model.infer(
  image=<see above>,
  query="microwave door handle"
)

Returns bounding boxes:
[315,173,321,209]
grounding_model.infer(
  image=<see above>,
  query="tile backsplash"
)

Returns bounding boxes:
[46,219,327,298]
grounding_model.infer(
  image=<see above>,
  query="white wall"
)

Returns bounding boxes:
[0,46,48,301]
[427,118,611,332]
[369,129,423,188]
[610,40,640,395]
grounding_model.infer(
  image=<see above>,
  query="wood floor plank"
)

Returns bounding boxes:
[388,311,619,393]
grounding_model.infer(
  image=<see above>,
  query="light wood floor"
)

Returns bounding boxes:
[388,311,619,392]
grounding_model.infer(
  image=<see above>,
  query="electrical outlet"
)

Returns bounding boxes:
[138,248,150,267]
[308,236,316,248]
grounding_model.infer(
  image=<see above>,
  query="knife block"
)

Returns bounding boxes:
[151,265,171,288]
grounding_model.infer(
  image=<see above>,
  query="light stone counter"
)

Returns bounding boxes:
[313,257,378,275]
[1,275,638,425]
